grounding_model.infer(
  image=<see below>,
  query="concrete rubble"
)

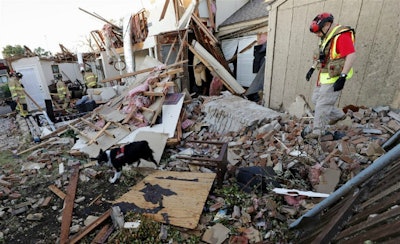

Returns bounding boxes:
[1,90,399,242]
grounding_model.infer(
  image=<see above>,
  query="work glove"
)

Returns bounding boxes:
[333,75,347,92]
[305,67,315,81]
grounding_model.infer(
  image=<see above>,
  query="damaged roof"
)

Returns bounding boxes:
[219,0,272,28]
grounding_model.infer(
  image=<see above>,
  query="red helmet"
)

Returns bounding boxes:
[310,12,334,33]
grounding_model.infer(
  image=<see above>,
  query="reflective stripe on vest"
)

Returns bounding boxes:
[85,73,97,87]
[320,25,355,84]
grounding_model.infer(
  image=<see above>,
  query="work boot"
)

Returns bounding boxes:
[301,125,312,138]
[336,116,353,127]
[329,115,347,125]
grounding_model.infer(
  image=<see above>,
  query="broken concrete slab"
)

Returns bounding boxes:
[287,95,313,118]
[202,93,281,134]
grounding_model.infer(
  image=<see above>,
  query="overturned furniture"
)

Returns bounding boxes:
[175,140,228,188]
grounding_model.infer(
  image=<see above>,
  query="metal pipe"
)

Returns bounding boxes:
[382,129,400,151]
[289,142,400,229]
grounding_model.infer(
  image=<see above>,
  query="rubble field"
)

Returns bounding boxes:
[0,96,399,243]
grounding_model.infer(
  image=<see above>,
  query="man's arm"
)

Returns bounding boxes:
[342,52,356,74]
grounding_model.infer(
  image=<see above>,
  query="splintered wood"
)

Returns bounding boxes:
[114,170,216,229]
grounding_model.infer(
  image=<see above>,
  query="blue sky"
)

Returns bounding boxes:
[0,0,143,57]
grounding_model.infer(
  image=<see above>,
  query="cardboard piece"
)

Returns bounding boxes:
[315,168,341,194]
[202,223,230,244]
[114,170,216,229]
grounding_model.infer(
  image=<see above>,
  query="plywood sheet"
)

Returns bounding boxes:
[114,170,216,229]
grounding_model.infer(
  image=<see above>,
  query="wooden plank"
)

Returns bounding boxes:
[142,91,165,97]
[114,170,216,229]
[60,165,80,243]
[80,118,114,138]
[67,124,94,143]
[150,96,165,126]
[361,182,400,208]
[17,137,57,156]
[48,184,66,200]
[165,37,177,64]
[347,191,400,226]
[159,0,170,21]
[340,219,400,244]
[101,67,155,83]
[88,121,113,145]
[189,40,245,95]
[159,68,184,78]
[335,202,400,241]
[312,189,361,243]
[172,0,179,24]
[191,13,218,45]
[206,0,215,31]
[91,224,113,244]
[68,209,111,244]
[174,29,188,63]
[40,113,91,140]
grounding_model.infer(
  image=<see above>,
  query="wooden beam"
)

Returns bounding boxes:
[40,113,91,140]
[17,137,57,156]
[91,224,113,244]
[48,184,66,200]
[80,118,114,138]
[190,40,245,95]
[60,165,80,243]
[68,209,112,244]
[206,0,215,31]
[173,0,179,24]
[150,96,165,127]
[143,91,165,97]
[159,0,171,21]
[101,60,188,83]
[187,42,234,94]
[191,13,218,45]
[312,190,362,243]
[88,121,113,145]
[67,124,94,143]
[101,67,155,83]
[165,37,177,64]
[174,29,189,63]
[159,68,183,78]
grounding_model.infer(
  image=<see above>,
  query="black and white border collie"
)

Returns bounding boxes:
[95,140,158,183]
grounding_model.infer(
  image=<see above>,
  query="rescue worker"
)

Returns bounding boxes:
[55,74,71,109]
[83,68,98,89]
[8,71,28,117]
[304,12,356,139]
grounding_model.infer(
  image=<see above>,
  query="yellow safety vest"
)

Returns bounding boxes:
[84,72,97,88]
[57,81,67,99]
[8,77,26,103]
[319,25,355,84]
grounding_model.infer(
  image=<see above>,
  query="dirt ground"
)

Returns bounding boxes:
[0,117,170,243]
[0,126,115,242]
[0,113,291,244]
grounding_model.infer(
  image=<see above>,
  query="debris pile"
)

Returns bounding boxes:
[1,95,399,243]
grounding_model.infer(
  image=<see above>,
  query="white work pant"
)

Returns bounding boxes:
[311,84,345,134]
